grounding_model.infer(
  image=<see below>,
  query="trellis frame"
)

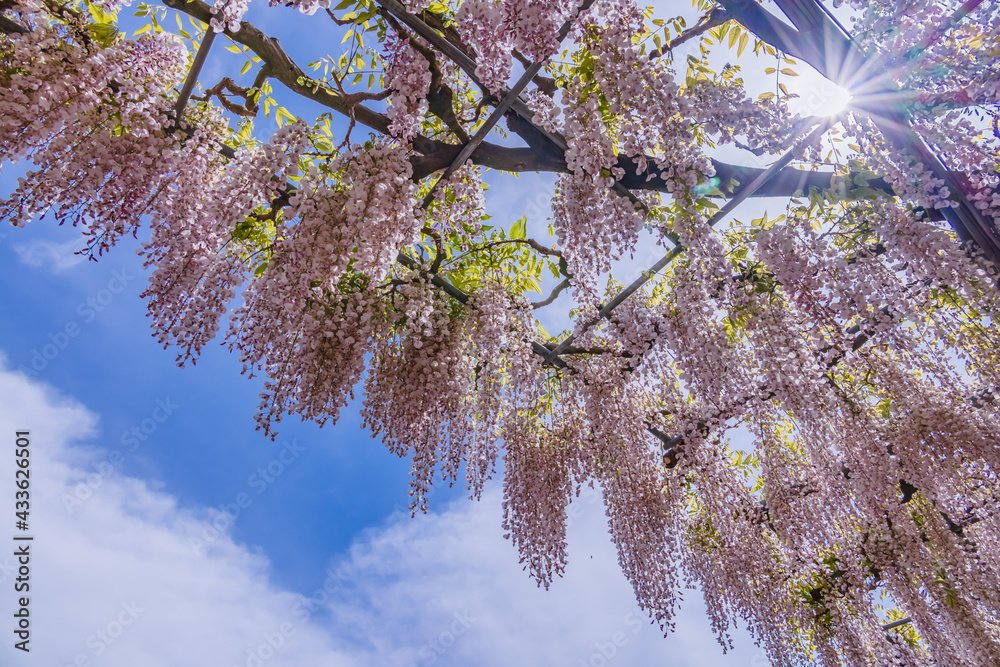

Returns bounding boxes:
[139,0,996,636]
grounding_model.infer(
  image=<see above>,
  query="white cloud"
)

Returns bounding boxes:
[0,357,766,667]
[316,484,767,667]
[12,238,88,272]
[0,361,350,667]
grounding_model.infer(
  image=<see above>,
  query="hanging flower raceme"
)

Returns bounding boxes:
[237,268,390,439]
[339,140,422,280]
[226,139,419,438]
[385,35,432,141]
[454,0,510,94]
[425,161,486,243]
[0,1,108,167]
[599,427,684,633]
[455,0,580,94]
[463,287,575,594]
[0,28,188,249]
[362,275,477,512]
[501,410,583,590]
[463,281,515,497]
[554,348,684,630]
[142,121,311,366]
[523,89,563,134]
[679,430,807,664]
[551,174,644,300]
[362,277,549,512]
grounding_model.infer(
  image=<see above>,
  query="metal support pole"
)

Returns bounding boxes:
[174,28,218,122]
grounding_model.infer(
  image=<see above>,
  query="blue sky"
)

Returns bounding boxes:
[0,247,769,666]
[0,2,835,664]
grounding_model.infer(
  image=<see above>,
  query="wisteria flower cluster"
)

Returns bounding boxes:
[3,0,1000,664]
[385,35,432,141]
[455,0,579,93]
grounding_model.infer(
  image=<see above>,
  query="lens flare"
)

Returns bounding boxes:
[789,68,852,118]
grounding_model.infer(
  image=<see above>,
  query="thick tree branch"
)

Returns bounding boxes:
[531,278,570,309]
[0,14,26,33]
[193,76,262,117]
[422,225,445,273]
[163,0,393,133]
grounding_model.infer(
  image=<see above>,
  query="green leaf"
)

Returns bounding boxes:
[275,106,295,128]
[427,2,448,12]
[510,216,527,240]
[87,1,118,24]
[845,186,880,201]
[89,23,121,46]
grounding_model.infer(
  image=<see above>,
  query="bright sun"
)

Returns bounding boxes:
[789,69,852,118]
